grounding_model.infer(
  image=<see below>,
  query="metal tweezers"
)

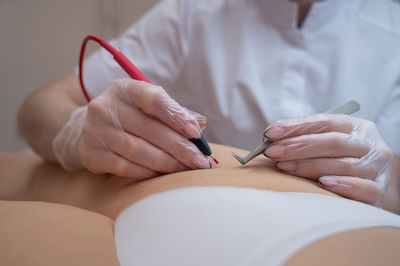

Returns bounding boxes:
[232,100,360,165]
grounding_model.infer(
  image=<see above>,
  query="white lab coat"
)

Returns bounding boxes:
[81,0,400,154]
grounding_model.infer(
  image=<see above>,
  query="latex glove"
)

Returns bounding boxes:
[53,78,210,179]
[264,114,393,205]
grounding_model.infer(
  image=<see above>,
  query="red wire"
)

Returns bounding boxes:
[79,36,106,102]
[78,35,151,102]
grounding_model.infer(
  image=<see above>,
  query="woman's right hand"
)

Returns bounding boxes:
[53,78,210,179]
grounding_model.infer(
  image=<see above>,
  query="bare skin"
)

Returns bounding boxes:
[18,74,85,161]
[1,147,400,266]
[17,0,400,211]
[291,0,322,28]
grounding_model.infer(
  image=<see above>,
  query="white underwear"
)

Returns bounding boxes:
[114,187,400,266]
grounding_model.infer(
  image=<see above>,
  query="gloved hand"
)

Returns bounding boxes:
[264,114,393,205]
[53,78,210,179]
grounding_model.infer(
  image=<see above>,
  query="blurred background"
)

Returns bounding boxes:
[0,0,159,152]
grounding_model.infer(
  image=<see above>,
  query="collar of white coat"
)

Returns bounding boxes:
[252,0,364,32]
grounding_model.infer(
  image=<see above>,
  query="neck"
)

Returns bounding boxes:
[289,0,323,28]
[289,0,322,4]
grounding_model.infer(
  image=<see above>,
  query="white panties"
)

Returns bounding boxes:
[114,187,400,266]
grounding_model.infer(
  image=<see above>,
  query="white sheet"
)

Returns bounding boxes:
[114,187,400,266]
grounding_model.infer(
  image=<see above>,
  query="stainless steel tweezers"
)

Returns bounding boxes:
[231,100,360,165]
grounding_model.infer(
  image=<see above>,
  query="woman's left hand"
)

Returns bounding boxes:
[264,114,393,205]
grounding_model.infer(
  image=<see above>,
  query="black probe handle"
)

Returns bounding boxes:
[189,136,212,156]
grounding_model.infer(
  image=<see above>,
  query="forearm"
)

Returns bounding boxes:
[18,73,85,161]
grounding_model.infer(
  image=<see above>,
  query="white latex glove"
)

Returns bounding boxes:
[53,78,210,179]
[263,114,393,205]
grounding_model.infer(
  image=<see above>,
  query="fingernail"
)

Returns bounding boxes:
[263,129,270,142]
[265,126,285,140]
[186,110,207,134]
[198,118,208,131]
[263,128,270,138]
[318,176,339,187]
[265,145,285,158]
[196,114,207,121]
[276,161,296,172]
[185,124,201,138]
[193,154,211,169]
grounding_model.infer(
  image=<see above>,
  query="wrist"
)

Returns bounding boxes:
[52,106,87,171]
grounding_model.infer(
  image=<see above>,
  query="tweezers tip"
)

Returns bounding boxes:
[231,152,246,165]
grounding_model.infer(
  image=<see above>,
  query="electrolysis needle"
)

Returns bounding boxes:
[210,154,219,164]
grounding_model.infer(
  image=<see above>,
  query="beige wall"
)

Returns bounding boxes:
[0,0,159,151]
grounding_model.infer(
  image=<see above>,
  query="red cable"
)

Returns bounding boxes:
[78,35,151,102]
